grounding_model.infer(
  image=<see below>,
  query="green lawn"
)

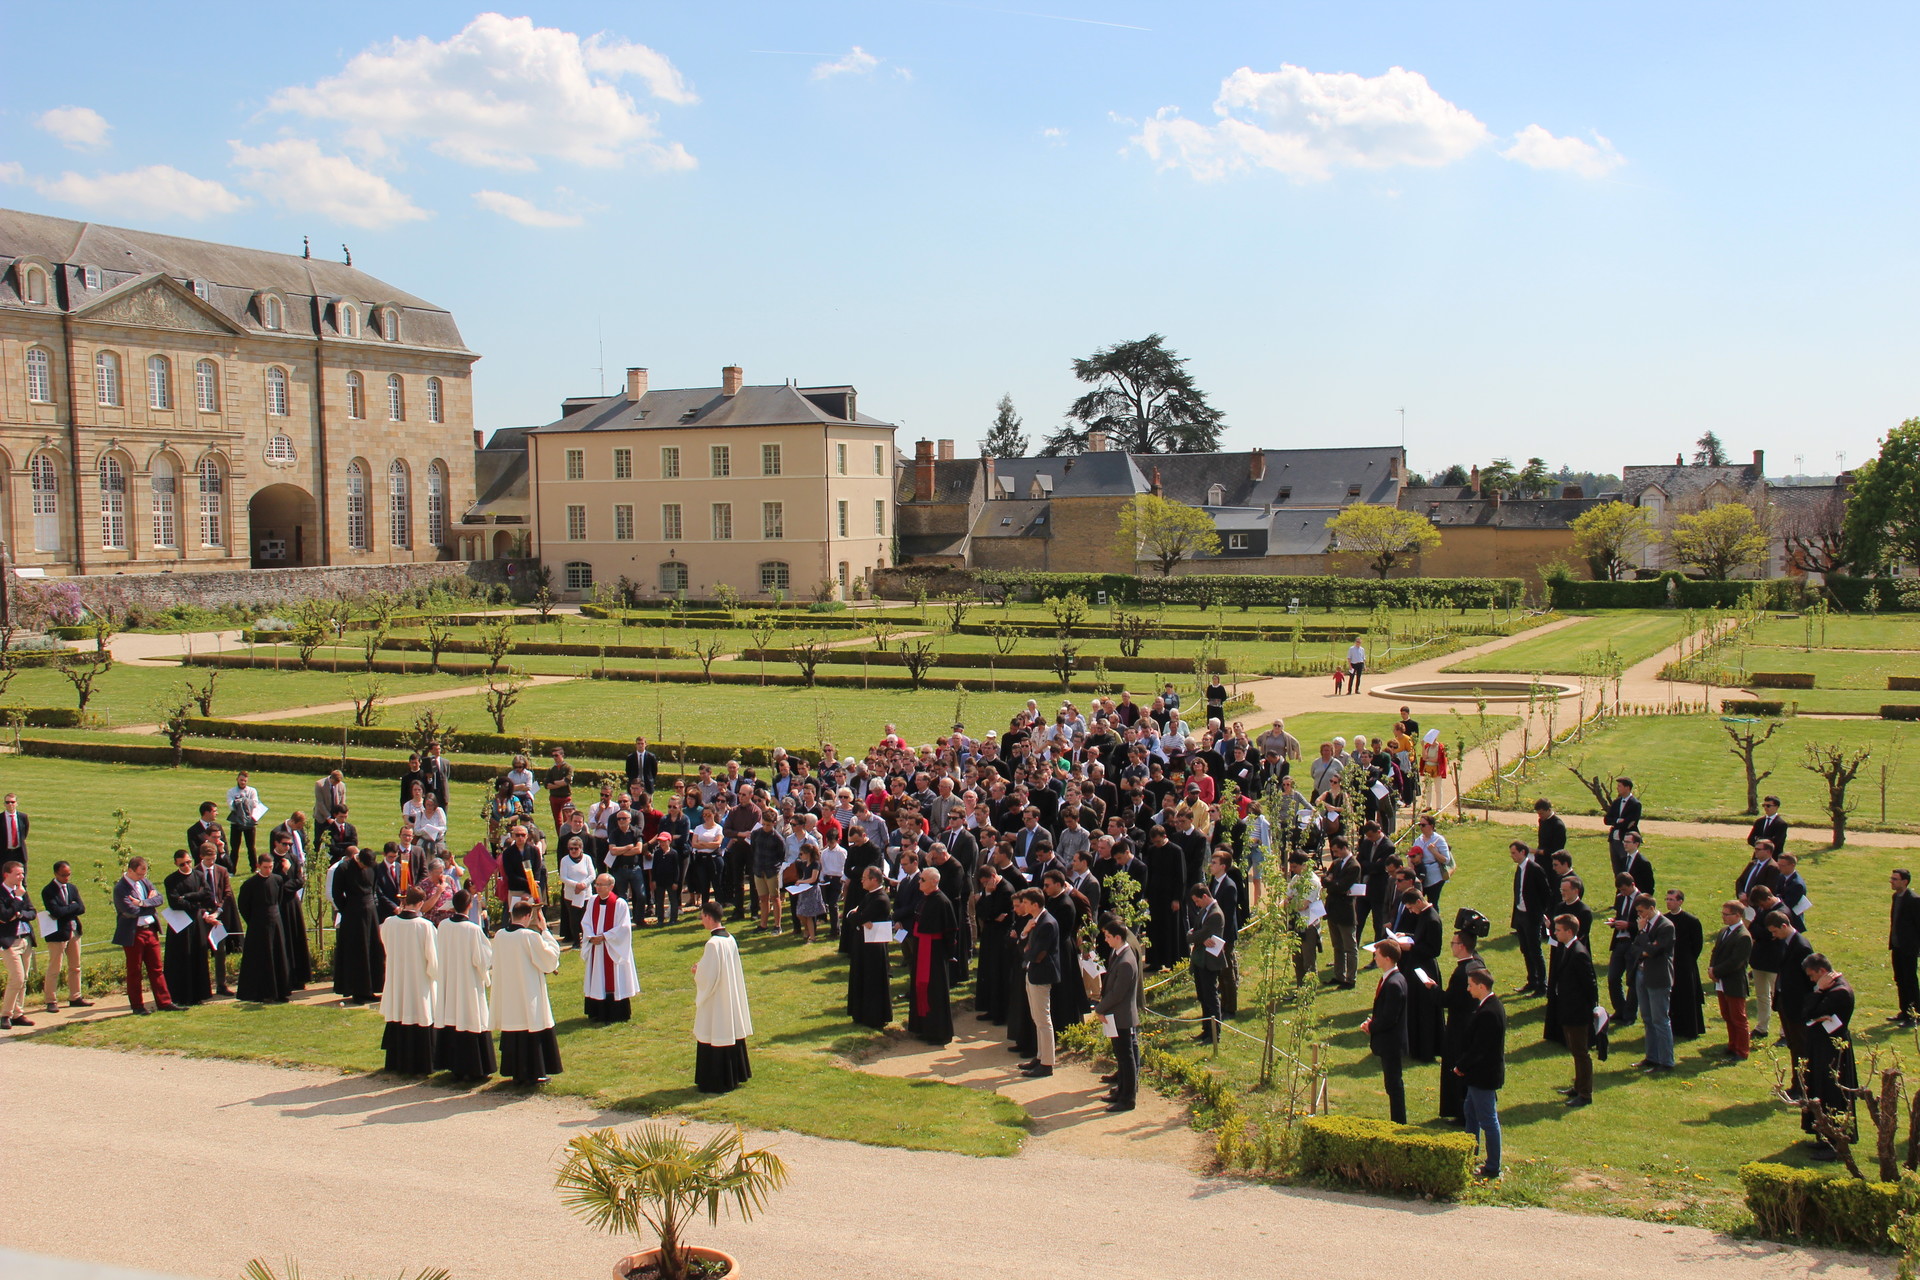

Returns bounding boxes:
[1142,819,1909,1227]
[2,662,480,726]
[1475,713,1917,832]
[1748,615,1920,651]
[1444,611,1696,675]
[35,916,1027,1156]
[1732,647,1920,691]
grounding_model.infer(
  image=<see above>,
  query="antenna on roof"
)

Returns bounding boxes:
[596,318,605,396]
[341,244,352,266]
[1398,407,1405,450]
[302,236,310,260]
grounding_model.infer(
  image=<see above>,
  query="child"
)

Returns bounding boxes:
[1331,665,1346,695]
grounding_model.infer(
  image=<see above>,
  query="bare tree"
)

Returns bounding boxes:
[484,673,529,733]
[424,617,455,673]
[477,621,514,673]
[1777,486,1855,577]
[1564,759,1617,811]
[155,693,193,767]
[1112,611,1157,658]
[988,622,1020,656]
[901,639,938,691]
[689,633,727,681]
[943,595,974,632]
[359,624,388,671]
[789,635,830,687]
[531,584,557,622]
[405,707,461,758]
[350,675,387,727]
[1050,640,1080,692]
[185,666,222,717]
[59,653,112,711]
[1801,740,1872,847]
[1722,719,1780,815]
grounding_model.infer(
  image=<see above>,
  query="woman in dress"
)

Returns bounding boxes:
[789,843,826,943]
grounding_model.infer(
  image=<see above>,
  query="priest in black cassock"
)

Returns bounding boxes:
[972,863,1016,1024]
[1439,930,1487,1124]
[905,867,956,1045]
[1397,889,1445,1063]
[331,847,384,1003]
[1666,888,1708,1040]
[842,866,893,1029]
[273,838,310,990]
[161,850,215,1006]
[235,854,292,1003]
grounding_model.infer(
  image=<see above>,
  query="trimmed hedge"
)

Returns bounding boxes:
[970,571,1525,610]
[182,653,525,677]
[737,647,1229,675]
[1722,700,1786,715]
[1548,572,1914,612]
[1889,676,1920,692]
[0,707,98,728]
[179,717,810,766]
[1751,672,1816,689]
[377,636,686,659]
[18,736,507,783]
[1296,1114,1474,1199]
[587,667,1073,693]
[1883,706,1920,722]
[1738,1162,1899,1250]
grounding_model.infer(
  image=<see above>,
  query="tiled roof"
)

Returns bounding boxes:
[531,384,892,434]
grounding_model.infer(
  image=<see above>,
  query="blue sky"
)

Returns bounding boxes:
[4,2,1916,478]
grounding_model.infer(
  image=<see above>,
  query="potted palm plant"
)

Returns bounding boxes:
[555,1123,789,1280]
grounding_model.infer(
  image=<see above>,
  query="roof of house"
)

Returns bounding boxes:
[1398,487,1604,530]
[1152,447,1404,508]
[1621,462,1762,504]
[466,427,531,520]
[988,451,1147,500]
[971,499,1054,539]
[531,384,893,435]
[1266,510,1343,557]
[0,206,469,352]
[897,531,972,559]
[895,458,986,505]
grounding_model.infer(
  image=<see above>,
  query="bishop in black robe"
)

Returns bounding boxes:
[235,862,292,1003]
[905,871,956,1045]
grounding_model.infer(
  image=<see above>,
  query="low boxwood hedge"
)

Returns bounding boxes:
[1296,1114,1474,1199]
[737,647,1229,675]
[378,636,686,660]
[1889,676,1920,692]
[587,667,1077,693]
[1883,706,1920,722]
[182,653,524,677]
[1738,1162,1899,1250]
[179,717,811,767]
[1722,699,1786,715]
[959,570,1525,611]
[1751,672,1816,689]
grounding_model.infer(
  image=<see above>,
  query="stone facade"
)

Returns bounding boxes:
[58,558,523,614]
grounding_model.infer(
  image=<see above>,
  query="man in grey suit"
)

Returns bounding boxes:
[1188,883,1227,1045]
[1631,892,1677,1070]
[314,771,345,825]
[1095,917,1143,1112]
[1014,887,1060,1079]
[1707,899,1753,1059]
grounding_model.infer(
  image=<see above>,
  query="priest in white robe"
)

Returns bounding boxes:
[378,887,439,1075]
[582,873,640,1023]
[692,899,753,1093]
[493,899,563,1086]
[432,888,495,1081]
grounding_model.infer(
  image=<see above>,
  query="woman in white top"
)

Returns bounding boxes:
[506,754,536,800]
[688,806,726,903]
[557,833,596,947]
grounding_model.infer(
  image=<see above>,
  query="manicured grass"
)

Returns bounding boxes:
[1,662,479,726]
[35,917,1028,1157]
[1444,611,1695,675]
[1143,820,1908,1227]
[1477,713,1917,832]
[1748,615,1920,651]
[1729,647,1920,693]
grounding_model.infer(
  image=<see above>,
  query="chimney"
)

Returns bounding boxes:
[1469,464,1481,497]
[1087,430,1108,453]
[721,365,744,397]
[473,429,485,450]
[1676,453,1685,466]
[1249,451,1266,481]
[1561,484,1584,500]
[1150,466,1163,498]
[983,455,996,498]
[625,367,648,402]
[937,438,954,461]
[914,439,935,503]
[1388,452,1402,479]
[1752,448,1765,474]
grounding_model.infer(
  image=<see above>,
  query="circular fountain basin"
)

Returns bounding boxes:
[1370,678,1583,705]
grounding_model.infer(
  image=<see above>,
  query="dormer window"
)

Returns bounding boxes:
[258,293,284,330]
[379,308,397,341]
[1276,486,1292,502]
[191,279,211,301]
[337,303,358,337]
[21,265,48,305]
[82,267,101,291]
[1347,483,1362,497]
[1206,484,1225,505]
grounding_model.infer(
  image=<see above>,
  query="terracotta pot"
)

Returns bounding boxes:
[613,1246,740,1280]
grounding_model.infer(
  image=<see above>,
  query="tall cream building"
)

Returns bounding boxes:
[0,208,476,574]
[528,366,896,599]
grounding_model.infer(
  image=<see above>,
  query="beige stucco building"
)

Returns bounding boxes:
[0,208,477,574]
[527,367,896,600]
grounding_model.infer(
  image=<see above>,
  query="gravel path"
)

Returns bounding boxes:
[2,1040,1885,1280]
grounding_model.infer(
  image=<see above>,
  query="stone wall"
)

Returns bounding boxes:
[61,559,535,613]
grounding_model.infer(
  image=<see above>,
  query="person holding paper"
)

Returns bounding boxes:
[1282,851,1322,984]
[432,889,495,1082]
[1798,953,1857,1157]
[788,843,827,944]
[113,857,180,1015]
[0,860,34,1028]
[1707,900,1752,1060]
[843,866,894,1030]
[692,900,752,1093]
[271,837,310,991]
[580,874,639,1023]
[1362,938,1410,1123]
[906,867,958,1046]
[226,771,263,870]
[1439,931,1489,1123]
[1508,841,1552,997]
[40,860,91,1013]
[162,849,216,1007]
[1889,870,1920,1028]
[1772,853,1810,933]
[557,834,595,947]
[1547,915,1598,1107]
[1629,893,1677,1072]
[331,846,384,1005]
[1398,889,1445,1063]
[1766,910,1814,1090]
[1409,817,1453,911]
[494,899,564,1087]
[1324,835,1364,989]
[1187,883,1228,1045]
[196,844,239,997]
[235,854,292,1003]
[1209,851,1245,1012]
[1666,889,1708,1040]
[1095,914,1143,1112]
[1014,887,1060,1078]
[1454,969,1508,1180]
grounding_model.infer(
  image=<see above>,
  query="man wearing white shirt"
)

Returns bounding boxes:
[226,772,264,869]
[1410,817,1453,909]
[819,832,848,931]
[1346,638,1368,693]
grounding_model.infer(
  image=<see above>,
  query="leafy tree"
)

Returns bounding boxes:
[979,393,1029,458]
[1693,430,1729,467]
[1476,458,1518,496]
[1842,418,1920,571]
[1114,494,1222,576]
[1041,333,1224,455]
[1514,457,1554,498]
[1569,501,1661,581]
[1437,464,1470,487]
[1670,502,1769,579]
[1324,505,1441,578]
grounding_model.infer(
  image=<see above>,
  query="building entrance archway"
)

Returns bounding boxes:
[249,483,319,567]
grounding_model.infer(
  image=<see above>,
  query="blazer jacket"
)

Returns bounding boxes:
[1458,995,1508,1090]
[1188,902,1227,972]
[1094,942,1143,1030]
[111,876,163,946]
[1708,924,1753,998]
[1631,912,1677,989]
[1022,910,1062,987]
[41,878,85,941]
[1369,968,1409,1058]
[1747,813,1789,855]
[1892,890,1920,955]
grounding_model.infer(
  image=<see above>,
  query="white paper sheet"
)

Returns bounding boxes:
[1371,781,1390,799]
[35,911,58,940]
[784,883,809,896]
[863,922,891,944]
[1204,935,1226,957]
[893,927,908,944]
[1798,894,1814,913]
[251,801,269,822]
[1101,1014,1118,1037]
[1079,956,1105,978]
[1414,967,1436,987]
[1819,1015,1842,1034]
[1305,899,1327,924]
[1592,1005,1610,1035]
[208,923,230,949]
[161,908,192,934]
[1347,883,1369,896]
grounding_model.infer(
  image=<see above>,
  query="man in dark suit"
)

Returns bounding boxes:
[322,807,359,863]
[1187,883,1228,1045]
[1605,778,1642,869]
[373,845,403,921]
[1548,914,1597,1106]
[1208,850,1241,1017]
[1768,911,1815,1094]
[1890,870,1920,1027]
[1454,968,1508,1178]
[1630,893,1677,1070]
[1557,874,1594,948]
[1708,899,1754,1058]
[1,793,28,872]
[270,812,310,878]
[40,860,91,1012]
[1510,841,1553,996]
[1362,937,1410,1123]
[625,736,659,796]
[1736,840,1783,906]
[1748,796,1788,857]
[1014,887,1060,1078]
[112,857,181,1015]
[1095,916,1142,1112]
[1325,834,1364,989]
[1618,831,1656,896]
[1773,853,1810,932]
[1799,953,1858,1158]
[1534,798,1567,858]
[186,801,223,865]
[422,743,452,809]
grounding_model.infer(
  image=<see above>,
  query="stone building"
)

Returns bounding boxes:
[0,208,477,574]
[1397,482,1604,586]
[1621,451,1767,574]
[526,367,897,599]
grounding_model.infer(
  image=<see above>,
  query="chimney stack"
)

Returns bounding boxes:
[936,439,954,461]
[1086,430,1108,453]
[1150,466,1163,498]
[914,439,935,503]
[1561,484,1584,500]
[473,429,484,450]
[1753,448,1765,474]
[721,365,744,397]
[625,367,648,402]
[1469,464,1481,497]
[1249,451,1266,481]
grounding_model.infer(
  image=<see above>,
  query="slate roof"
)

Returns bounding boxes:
[971,499,1053,539]
[1398,487,1603,530]
[1152,447,1404,508]
[466,427,530,520]
[1622,463,1762,504]
[988,451,1147,500]
[897,532,971,558]
[531,383,893,434]
[0,206,469,352]
[1266,511,1344,556]
[896,458,986,504]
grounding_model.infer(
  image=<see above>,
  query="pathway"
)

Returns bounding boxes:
[0,1040,1883,1280]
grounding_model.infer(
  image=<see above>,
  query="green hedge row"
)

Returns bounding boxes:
[587,667,1073,693]
[737,647,1228,675]
[576,604,873,630]
[378,636,685,659]
[1751,672,1816,689]
[1296,1115,1475,1199]
[1722,700,1786,715]
[0,707,97,728]
[182,654,526,677]
[1547,572,1913,612]
[17,736,507,784]
[1890,676,1920,692]
[1884,706,1920,721]
[1738,1162,1898,1250]
[971,571,1525,610]
[178,717,810,767]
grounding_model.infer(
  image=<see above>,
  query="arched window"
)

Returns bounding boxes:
[386,373,404,421]
[151,455,178,549]
[266,366,290,417]
[95,351,121,407]
[425,462,446,548]
[261,295,284,330]
[380,309,398,341]
[659,561,689,593]
[30,453,60,552]
[98,455,127,550]
[346,461,369,550]
[195,359,220,413]
[1206,484,1225,506]
[426,376,444,423]
[25,347,53,403]
[338,303,357,337]
[147,355,173,410]
[22,266,47,305]
[345,371,365,419]
[758,561,790,593]
[388,459,411,550]
[564,561,594,592]
[265,434,296,464]
[198,456,225,548]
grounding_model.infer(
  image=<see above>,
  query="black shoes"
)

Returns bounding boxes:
[1106,1100,1136,1112]
[1566,1096,1591,1108]
[1021,1064,1054,1078]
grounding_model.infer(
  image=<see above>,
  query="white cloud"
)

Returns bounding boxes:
[268,12,696,171]
[1134,64,1492,181]
[1501,124,1624,178]
[8,164,245,220]
[813,46,880,79]
[1042,127,1067,146]
[36,106,111,150]
[231,139,429,229]
[472,190,584,228]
